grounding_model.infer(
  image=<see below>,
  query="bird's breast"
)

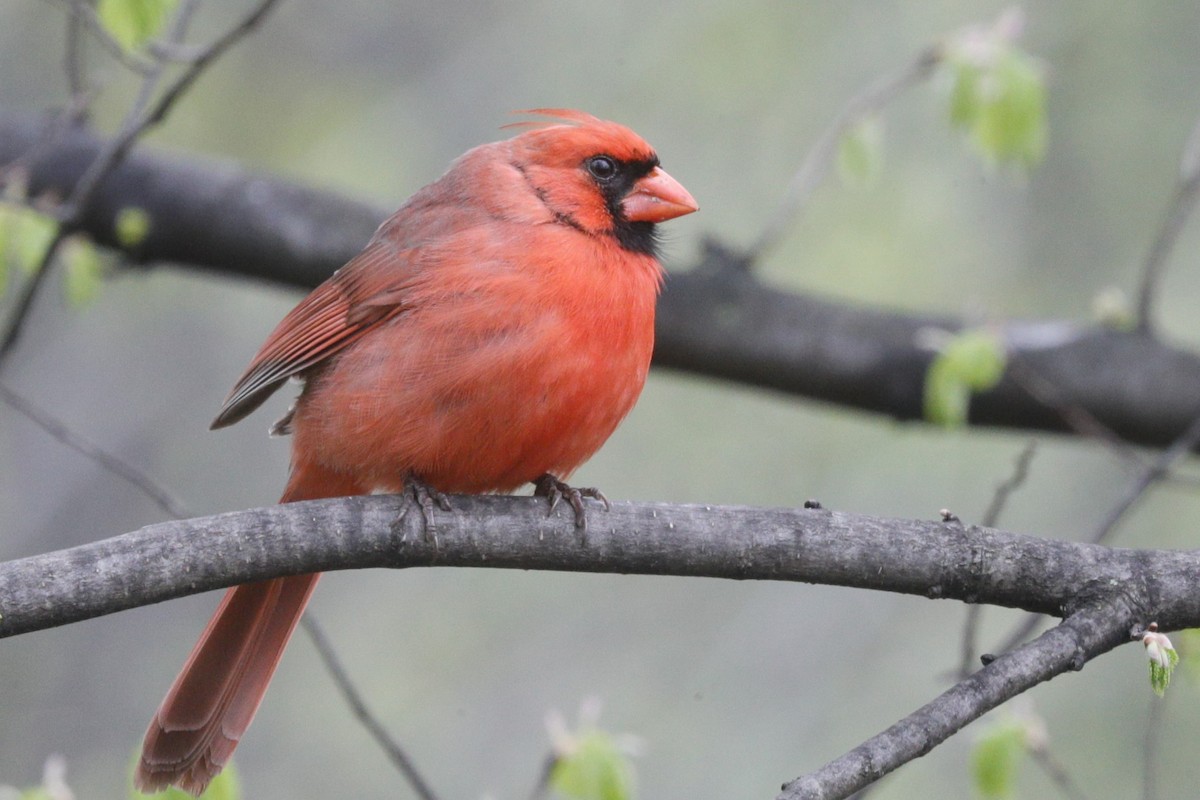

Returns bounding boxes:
[290,243,661,494]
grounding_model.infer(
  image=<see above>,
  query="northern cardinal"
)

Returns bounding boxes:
[134,110,697,795]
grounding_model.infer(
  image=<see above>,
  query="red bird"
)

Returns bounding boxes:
[135,110,697,795]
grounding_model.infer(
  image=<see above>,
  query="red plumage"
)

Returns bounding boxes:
[135,110,697,795]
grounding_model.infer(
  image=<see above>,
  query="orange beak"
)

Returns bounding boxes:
[621,167,698,223]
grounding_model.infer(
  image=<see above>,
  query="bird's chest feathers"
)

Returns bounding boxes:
[301,248,658,478]
[485,253,657,417]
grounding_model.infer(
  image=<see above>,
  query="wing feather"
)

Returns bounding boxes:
[210,241,413,429]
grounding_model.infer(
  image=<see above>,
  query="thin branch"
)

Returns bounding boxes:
[0,233,60,365]
[0,380,191,518]
[992,411,1200,655]
[0,0,280,367]
[300,614,441,800]
[47,0,159,75]
[777,603,1132,800]
[1136,113,1200,334]
[1090,413,1200,546]
[0,379,435,798]
[0,0,198,366]
[525,754,557,800]
[980,441,1040,529]
[958,440,1038,677]
[138,0,282,132]
[63,1,86,98]
[747,44,943,263]
[1143,698,1165,800]
[145,41,210,63]
[1029,743,1095,800]
[1005,355,1148,468]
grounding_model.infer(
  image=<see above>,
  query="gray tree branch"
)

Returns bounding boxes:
[0,494,1191,799]
[779,602,1132,799]
[4,109,1200,450]
[2,494,1195,640]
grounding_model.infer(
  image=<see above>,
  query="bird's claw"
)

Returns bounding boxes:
[533,473,609,529]
[403,476,452,544]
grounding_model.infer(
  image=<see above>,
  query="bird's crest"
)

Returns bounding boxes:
[501,108,602,132]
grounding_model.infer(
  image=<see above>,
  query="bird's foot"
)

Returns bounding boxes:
[533,473,610,529]
[403,476,452,544]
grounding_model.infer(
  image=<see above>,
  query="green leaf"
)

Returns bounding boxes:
[837,117,884,187]
[61,237,106,307]
[948,62,982,127]
[946,46,1047,169]
[974,52,1047,167]
[1150,645,1179,697]
[130,759,239,800]
[11,206,58,275]
[550,731,635,800]
[97,0,178,52]
[924,363,970,429]
[971,718,1026,798]
[115,207,153,249]
[924,329,1007,428]
[18,789,55,800]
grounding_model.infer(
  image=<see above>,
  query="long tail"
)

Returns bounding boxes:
[134,461,366,796]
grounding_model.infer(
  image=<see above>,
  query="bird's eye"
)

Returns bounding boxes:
[587,156,618,181]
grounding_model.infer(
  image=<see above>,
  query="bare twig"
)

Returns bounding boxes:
[1088,413,1200,546]
[980,441,1039,528]
[63,1,86,98]
[0,380,191,518]
[1029,746,1093,800]
[1,378,435,798]
[0,233,60,365]
[525,754,557,800]
[1006,356,1147,468]
[300,614,440,800]
[778,603,1131,800]
[138,0,282,131]
[992,412,1200,655]
[1143,698,1165,800]
[958,440,1038,677]
[48,0,158,75]
[0,0,198,366]
[747,44,943,263]
[1136,113,1200,334]
[145,40,209,63]
[0,0,279,367]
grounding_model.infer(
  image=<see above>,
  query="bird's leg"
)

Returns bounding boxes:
[533,473,610,529]
[402,476,452,544]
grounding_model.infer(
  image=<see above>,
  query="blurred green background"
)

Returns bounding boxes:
[3,1,1200,798]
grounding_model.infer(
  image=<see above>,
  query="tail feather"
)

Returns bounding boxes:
[135,461,366,796]
[135,575,318,795]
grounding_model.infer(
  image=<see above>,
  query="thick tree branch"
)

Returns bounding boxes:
[4,110,1200,449]
[2,494,1198,640]
[2,495,1188,799]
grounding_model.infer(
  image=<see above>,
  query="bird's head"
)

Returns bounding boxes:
[505,109,698,257]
